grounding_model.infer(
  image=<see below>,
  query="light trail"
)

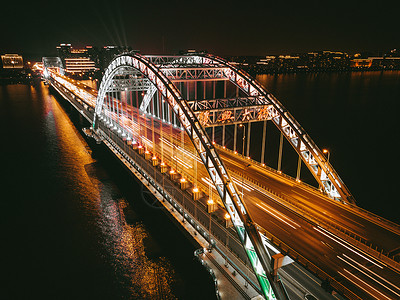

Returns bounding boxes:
[338,269,392,300]
[255,203,298,230]
[341,254,400,294]
[313,226,383,269]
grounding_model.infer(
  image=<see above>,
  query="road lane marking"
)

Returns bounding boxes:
[255,203,298,229]
[257,201,301,228]
[201,177,216,190]
[320,241,334,250]
[341,254,400,294]
[338,256,400,297]
[339,269,392,300]
[313,226,383,269]
[232,177,254,192]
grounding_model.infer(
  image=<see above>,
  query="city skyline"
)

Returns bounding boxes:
[2,0,398,57]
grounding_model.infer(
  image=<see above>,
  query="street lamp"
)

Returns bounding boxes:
[323,149,330,163]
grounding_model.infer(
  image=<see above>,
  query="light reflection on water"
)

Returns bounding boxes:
[41,82,178,299]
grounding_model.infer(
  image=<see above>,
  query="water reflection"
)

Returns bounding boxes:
[41,82,178,299]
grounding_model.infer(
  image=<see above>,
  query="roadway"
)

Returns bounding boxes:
[218,148,400,300]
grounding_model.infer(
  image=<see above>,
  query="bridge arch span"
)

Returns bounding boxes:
[180,53,354,204]
[94,53,284,300]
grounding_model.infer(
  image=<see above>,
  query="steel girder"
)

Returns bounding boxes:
[160,67,228,81]
[188,96,269,110]
[145,55,224,67]
[107,77,153,92]
[143,54,355,203]
[94,53,287,300]
[180,53,354,204]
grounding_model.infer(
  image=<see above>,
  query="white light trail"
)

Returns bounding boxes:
[338,269,392,300]
[202,177,216,190]
[313,226,383,269]
[255,203,298,230]
[340,254,400,295]
[232,178,253,192]
[173,155,193,169]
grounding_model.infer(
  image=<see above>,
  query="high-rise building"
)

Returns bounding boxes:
[56,44,98,74]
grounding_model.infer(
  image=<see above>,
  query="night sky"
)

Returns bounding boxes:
[1,0,398,57]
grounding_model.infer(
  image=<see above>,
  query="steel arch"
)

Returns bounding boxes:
[94,53,286,300]
[152,53,354,204]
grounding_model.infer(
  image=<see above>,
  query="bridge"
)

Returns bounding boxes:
[41,53,400,300]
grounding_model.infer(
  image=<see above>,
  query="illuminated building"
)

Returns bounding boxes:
[64,57,97,74]
[1,54,24,69]
[56,44,98,74]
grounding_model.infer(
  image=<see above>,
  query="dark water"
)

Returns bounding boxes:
[1,82,216,300]
[255,71,400,223]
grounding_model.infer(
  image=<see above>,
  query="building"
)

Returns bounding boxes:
[64,57,97,74]
[56,44,98,74]
[1,54,24,69]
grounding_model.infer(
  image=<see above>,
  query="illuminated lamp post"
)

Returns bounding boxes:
[323,149,331,163]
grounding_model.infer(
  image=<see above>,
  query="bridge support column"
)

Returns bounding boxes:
[278,132,283,172]
[246,122,251,157]
[224,213,232,228]
[233,124,237,152]
[271,253,285,278]
[261,120,267,165]
[296,156,302,182]
[169,169,178,181]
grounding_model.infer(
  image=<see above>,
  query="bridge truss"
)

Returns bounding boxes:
[94,53,289,300]
[93,52,355,299]
[142,54,355,203]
